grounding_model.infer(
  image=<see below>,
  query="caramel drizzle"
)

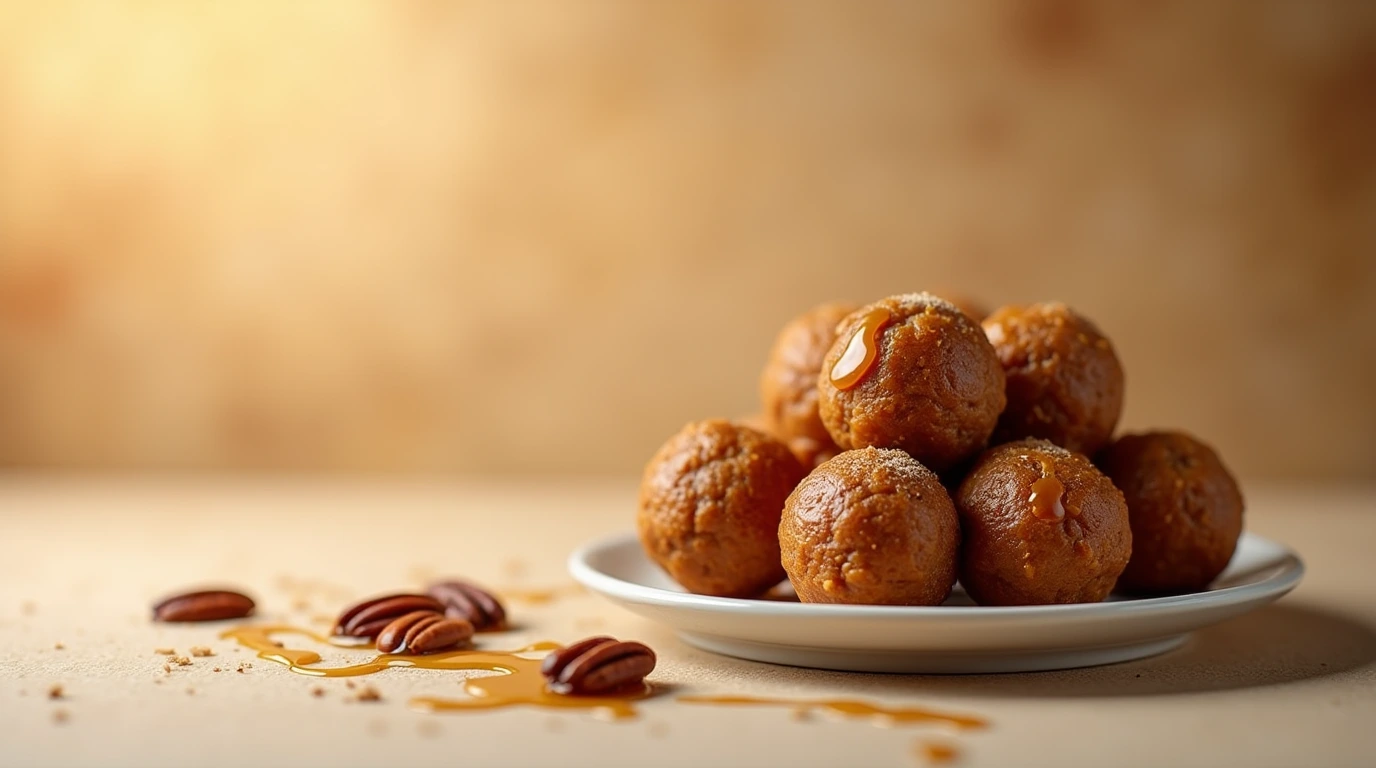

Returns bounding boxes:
[220,625,651,719]
[677,694,987,730]
[1026,455,1068,521]
[830,308,893,390]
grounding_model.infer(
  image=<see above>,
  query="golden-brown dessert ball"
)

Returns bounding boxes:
[938,293,991,323]
[817,293,1006,474]
[760,302,856,459]
[955,439,1131,605]
[1097,431,1244,594]
[638,420,806,597]
[982,303,1124,456]
[779,447,959,605]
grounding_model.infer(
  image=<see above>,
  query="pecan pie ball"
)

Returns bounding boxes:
[955,439,1132,605]
[817,293,1006,474]
[779,448,959,606]
[638,420,806,597]
[982,302,1124,456]
[759,302,856,467]
[1097,431,1244,594]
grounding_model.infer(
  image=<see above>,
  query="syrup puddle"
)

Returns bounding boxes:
[221,625,653,719]
[677,694,986,730]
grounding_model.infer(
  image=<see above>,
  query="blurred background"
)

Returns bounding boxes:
[0,0,1372,483]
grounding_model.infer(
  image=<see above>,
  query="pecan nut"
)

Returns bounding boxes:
[426,580,507,632]
[333,593,445,639]
[540,636,656,695]
[153,590,256,623]
[375,610,475,654]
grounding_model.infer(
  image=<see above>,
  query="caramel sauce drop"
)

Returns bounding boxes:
[830,308,893,390]
[677,695,987,730]
[917,740,960,764]
[1026,456,1067,521]
[221,625,652,720]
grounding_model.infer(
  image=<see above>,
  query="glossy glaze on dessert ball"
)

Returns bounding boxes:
[982,302,1124,456]
[955,439,1131,605]
[817,293,1006,474]
[1098,431,1243,594]
[779,447,959,606]
[759,302,856,465]
[638,419,806,597]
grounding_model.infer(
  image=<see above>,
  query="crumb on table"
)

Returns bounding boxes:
[154,647,175,655]
[48,684,64,700]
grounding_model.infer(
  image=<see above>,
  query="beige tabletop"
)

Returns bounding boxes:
[1,477,1373,768]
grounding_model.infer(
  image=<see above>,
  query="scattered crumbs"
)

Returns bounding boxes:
[48,684,64,700]
[162,664,172,674]
[213,667,222,673]
[417,720,442,738]
[355,686,383,703]
[54,642,65,650]
[1134,673,1141,678]
[648,721,671,739]
[154,647,175,655]
[232,648,241,652]
[186,688,195,696]
[190,646,214,657]
[311,687,325,698]
[153,680,163,685]
[52,709,69,725]
[170,656,191,667]
[236,663,251,674]
[346,681,356,690]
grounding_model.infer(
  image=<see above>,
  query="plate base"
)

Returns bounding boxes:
[677,631,1189,674]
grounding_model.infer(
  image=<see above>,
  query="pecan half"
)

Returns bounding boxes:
[153,590,256,623]
[333,593,445,639]
[540,636,656,695]
[375,610,474,654]
[426,580,507,632]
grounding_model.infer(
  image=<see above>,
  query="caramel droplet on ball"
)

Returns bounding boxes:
[1027,456,1067,521]
[830,308,893,390]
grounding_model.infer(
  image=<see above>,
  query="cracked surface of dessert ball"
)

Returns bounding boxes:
[638,419,806,597]
[955,439,1131,605]
[779,447,959,606]
[982,302,1124,456]
[759,302,856,467]
[817,293,1006,474]
[1098,431,1243,594]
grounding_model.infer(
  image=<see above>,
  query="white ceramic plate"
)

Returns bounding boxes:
[569,532,1303,674]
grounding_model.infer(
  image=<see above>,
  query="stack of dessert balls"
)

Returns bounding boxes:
[637,293,1244,606]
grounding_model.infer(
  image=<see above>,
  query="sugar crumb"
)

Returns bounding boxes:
[171,656,191,666]
[190,646,214,657]
[162,664,172,674]
[355,686,382,703]
[213,667,222,673]
[48,684,64,700]
[52,709,69,724]
[154,647,175,655]
[53,642,65,650]
[311,687,325,698]
[346,681,356,690]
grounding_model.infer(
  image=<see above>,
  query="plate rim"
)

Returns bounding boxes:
[568,531,1305,622]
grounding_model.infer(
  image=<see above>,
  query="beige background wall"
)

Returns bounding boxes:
[1,1,1373,481]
